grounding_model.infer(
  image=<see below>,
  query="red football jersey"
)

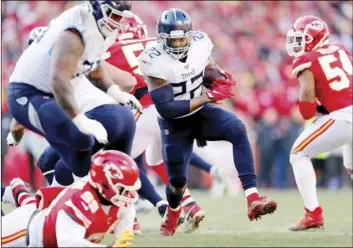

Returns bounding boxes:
[104,38,158,108]
[35,187,65,211]
[43,180,122,247]
[292,45,352,112]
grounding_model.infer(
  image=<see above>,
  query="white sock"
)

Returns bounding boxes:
[244,187,258,197]
[210,166,217,177]
[72,173,87,181]
[51,176,65,187]
[291,154,319,211]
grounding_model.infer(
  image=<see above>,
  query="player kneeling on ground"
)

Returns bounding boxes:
[2,150,141,247]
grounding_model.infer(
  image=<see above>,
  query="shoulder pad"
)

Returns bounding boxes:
[137,45,168,79]
[292,54,314,76]
[191,31,213,51]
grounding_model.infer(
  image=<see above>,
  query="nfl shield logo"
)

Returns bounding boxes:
[164,129,169,135]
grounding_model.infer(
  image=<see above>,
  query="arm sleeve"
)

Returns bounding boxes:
[113,205,136,237]
[56,210,106,247]
[150,84,190,119]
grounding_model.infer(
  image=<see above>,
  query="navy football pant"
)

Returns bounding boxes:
[159,104,256,208]
[8,83,136,185]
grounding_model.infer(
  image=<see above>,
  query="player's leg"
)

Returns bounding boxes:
[1,203,36,247]
[1,178,36,247]
[51,104,137,186]
[37,146,60,185]
[343,141,352,179]
[190,152,228,191]
[158,117,194,236]
[196,104,277,220]
[7,83,95,183]
[2,178,35,208]
[289,116,352,231]
[97,104,136,155]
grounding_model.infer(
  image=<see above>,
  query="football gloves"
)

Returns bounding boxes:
[72,113,108,144]
[113,230,134,247]
[107,85,143,114]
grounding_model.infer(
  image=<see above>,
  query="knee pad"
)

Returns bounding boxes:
[37,147,60,174]
[290,152,310,165]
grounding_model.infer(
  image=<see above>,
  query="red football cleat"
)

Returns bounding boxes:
[160,206,181,236]
[133,217,142,235]
[247,193,277,221]
[289,207,324,231]
[182,201,205,233]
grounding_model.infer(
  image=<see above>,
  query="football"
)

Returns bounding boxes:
[202,66,224,88]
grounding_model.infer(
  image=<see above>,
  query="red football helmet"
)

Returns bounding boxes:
[286,15,330,57]
[89,150,141,207]
[117,14,148,41]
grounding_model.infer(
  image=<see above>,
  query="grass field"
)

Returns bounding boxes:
[118,189,352,247]
[2,188,352,247]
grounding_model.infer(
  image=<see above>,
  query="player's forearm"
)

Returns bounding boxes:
[52,75,80,119]
[88,64,124,93]
[150,84,213,119]
[101,61,136,92]
[190,94,214,111]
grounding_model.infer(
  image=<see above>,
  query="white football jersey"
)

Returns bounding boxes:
[9,3,110,94]
[138,31,213,112]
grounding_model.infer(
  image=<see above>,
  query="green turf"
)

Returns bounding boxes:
[119,189,353,247]
[2,189,352,247]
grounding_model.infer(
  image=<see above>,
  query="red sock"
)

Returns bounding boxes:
[17,192,36,206]
[149,163,169,185]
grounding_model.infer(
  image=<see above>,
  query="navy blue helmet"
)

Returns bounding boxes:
[90,0,133,38]
[157,8,193,60]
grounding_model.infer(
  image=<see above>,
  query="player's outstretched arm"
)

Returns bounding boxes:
[88,64,142,113]
[56,210,106,247]
[100,61,137,92]
[297,69,317,120]
[50,29,84,119]
[146,76,214,120]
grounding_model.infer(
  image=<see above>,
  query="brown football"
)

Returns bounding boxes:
[203,66,224,88]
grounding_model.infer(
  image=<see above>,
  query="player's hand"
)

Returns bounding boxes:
[7,132,19,146]
[72,113,108,144]
[107,85,143,114]
[214,72,236,87]
[113,230,134,247]
[207,84,235,101]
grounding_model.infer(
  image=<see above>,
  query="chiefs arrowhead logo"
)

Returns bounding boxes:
[104,163,124,180]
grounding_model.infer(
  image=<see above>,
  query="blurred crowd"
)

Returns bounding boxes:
[2,1,352,190]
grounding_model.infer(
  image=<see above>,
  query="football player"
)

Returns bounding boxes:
[286,15,352,231]
[2,150,140,247]
[6,1,142,186]
[138,8,277,236]
[104,14,229,193]
[104,14,230,233]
